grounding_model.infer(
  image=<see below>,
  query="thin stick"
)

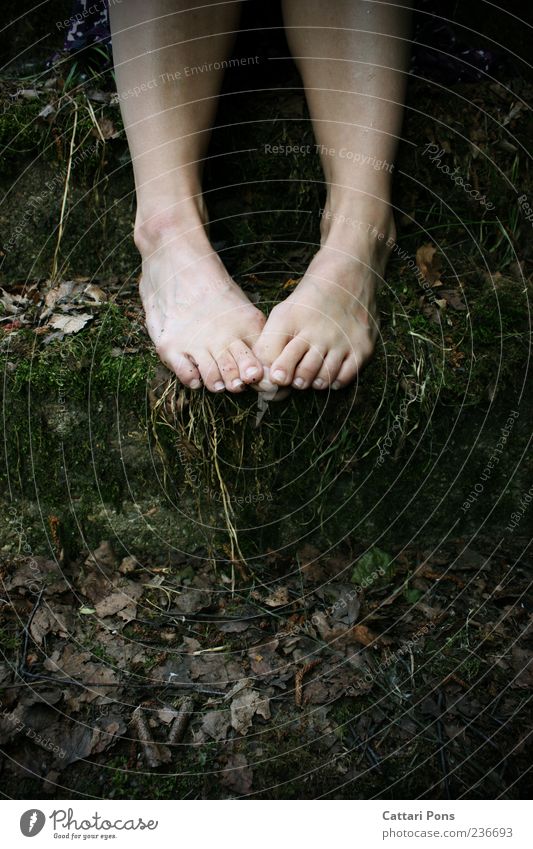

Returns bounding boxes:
[168,696,196,746]
[130,706,171,768]
[51,100,78,281]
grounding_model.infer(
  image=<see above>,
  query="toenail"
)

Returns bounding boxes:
[332,381,342,390]
[232,378,244,389]
[214,381,225,391]
[293,377,305,389]
[190,379,201,389]
[272,369,286,383]
[245,367,259,380]
[313,378,324,389]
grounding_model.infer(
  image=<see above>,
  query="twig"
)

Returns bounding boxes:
[168,696,196,746]
[18,588,45,678]
[51,99,78,281]
[295,658,321,708]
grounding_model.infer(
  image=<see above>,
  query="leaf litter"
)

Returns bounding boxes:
[0,531,531,797]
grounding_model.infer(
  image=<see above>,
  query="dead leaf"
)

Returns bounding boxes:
[43,645,118,708]
[19,89,39,100]
[157,708,179,725]
[199,710,231,742]
[189,653,242,687]
[174,588,212,614]
[416,243,442,287]
[29,603,75,645]
[87,89,109,103]
[264,586,289,607]
[94,581,143,620]
[84,283,107,303]
[84,540,119,573]
[49,313,93,335]
[119,555,138,575]
[0,287,28,315]
[441,288,467,311]
[94,117,118,139]
[38,103,56,121]
[4,556,68,596]
[44,715,126,766]
[247,639,287,681]
[230,689,270,734]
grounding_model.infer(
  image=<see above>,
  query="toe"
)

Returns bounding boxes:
[214,349,244,393]
[292,348,325,389]
[252,307,292,369]
[311,351,345,389]
[158,347,202,390]
[194,353,225,392]
[269,336,309,386]
[228,340,264,385]
[332,355,359,389]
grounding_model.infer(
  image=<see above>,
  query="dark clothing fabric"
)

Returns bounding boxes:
[60,0,504,84]
[63,0,111,52]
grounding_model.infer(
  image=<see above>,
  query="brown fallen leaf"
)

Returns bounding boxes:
[85,541,118,572]
[198,710,231,742]
[230,688,270,734]
[4,556,68,596]
[247,639,287,680]
[416,243,442,287]
[35,715,126,767]
[93,117,119,140]
[94,580,143,620]
[49,313,94,335]
[329,618,387,647]
[264,586,290,608]
[0,287,28,315]
[441,288,467,311]
[30,603,75,645]
[189,653,242,687]
[84,283,107,304]
[119,555,138,575]
[174,587,212,614]
[43,645,118,708]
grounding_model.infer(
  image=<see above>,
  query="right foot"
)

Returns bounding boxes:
[136,216,266,393]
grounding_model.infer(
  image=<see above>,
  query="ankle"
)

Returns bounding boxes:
[319,198,396,251]
[134,198,209,255]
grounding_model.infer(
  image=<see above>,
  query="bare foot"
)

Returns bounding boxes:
[253,220,392,390]
[136,219,265,393]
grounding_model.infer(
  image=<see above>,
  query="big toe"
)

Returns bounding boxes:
[269,337,310,386]
[252,320,290,371]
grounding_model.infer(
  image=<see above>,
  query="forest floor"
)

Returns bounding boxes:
[1,33,532,798]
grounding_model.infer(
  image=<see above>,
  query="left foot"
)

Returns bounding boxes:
[253,221,393,390]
